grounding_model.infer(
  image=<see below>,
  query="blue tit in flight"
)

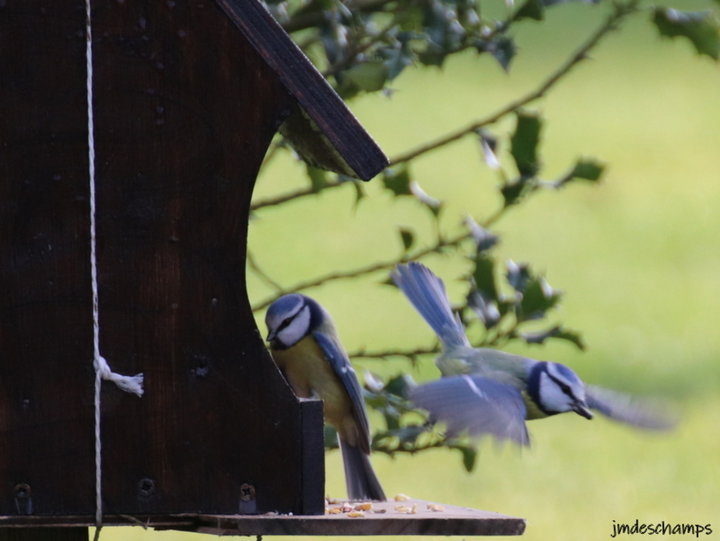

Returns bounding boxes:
[392,262,674,446]
[265,294,386,501]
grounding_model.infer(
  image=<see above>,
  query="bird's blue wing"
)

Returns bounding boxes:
[392,262,470,349]
[313,331,371,450]
[410,374,530,446]
[585,385,677,430]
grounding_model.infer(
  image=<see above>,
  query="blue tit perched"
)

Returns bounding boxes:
[392,262,674,446]
[265,294,386,501]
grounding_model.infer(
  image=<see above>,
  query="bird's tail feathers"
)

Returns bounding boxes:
[392,262,470,349]
[585,385,678,431]
[339,438,386,501]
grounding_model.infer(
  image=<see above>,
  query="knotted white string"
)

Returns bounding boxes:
[85,0,144,535]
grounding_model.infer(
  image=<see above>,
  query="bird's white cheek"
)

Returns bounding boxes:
[278,306,311,347]
[538,373,573,413]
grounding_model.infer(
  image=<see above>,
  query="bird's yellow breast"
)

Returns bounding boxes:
[522,390,551,420]
[271,336,354,435]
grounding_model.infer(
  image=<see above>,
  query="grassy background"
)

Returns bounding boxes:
[104,2,719,540]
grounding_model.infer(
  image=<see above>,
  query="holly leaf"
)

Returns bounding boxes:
[501,176,538,207]
[381,39,414,81]
[465,215,500,251]
[384,373,416,397]
[653,8,720,60]
[520,325,586,350]
[383,166,413,196]
[518,276,561,321]
[477,36,517,71]
[568,158,604,181]
[419,1,467,67]
[350,179,366,208]
[459,445,477,472]
[307,165,328,192]
[506,260,531,293]
[399,227,415,252]
[510,111,542,177]
[552,158,605,188]
[467,289,501,329]
[395,425,427,447]
[324,425,339,449]
[410,181,443,218]
[341,60,390,92]
[514,0,544,22]
[472,252,499,300]
[476,129,501,170]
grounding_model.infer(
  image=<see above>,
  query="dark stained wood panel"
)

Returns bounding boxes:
[0,0,96,515]
[0,528,88,541]
[90,0,322,516]
[0,0,325,520]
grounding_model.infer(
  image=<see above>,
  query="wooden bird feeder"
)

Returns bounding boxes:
[0,0,525,538]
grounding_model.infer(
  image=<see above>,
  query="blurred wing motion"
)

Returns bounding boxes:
[410,374,530,446]
[313,331,385,500]
[585,385,677,430]
[392,262,470,349]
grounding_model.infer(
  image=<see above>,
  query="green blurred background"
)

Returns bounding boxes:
[105,2,719,540]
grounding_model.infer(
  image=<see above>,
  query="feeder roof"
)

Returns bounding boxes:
[218,0,388,180]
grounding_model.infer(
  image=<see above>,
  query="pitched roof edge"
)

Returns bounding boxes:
[216,0,388,181]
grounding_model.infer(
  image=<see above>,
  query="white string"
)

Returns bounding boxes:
[85,0,144,534]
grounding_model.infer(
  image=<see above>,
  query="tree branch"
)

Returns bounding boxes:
[251,229,468,312]
[251,182,345,211]
[349,344,440,360]
[251,205,508,312]
[372,431,474,459]
[388,0,641,166]
[251,1,640,212]
[247,251,284,293]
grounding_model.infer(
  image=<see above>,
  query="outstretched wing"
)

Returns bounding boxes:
[313,331,371,451]
[410,374,530,446]
[585,385,677,430]
[393,262,470,349]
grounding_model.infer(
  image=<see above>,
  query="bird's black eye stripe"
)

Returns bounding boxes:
[548,373,573,397]
[277,317,293,331]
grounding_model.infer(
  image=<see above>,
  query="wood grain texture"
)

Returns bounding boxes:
[91,0,322,516]
[0,0,96,516]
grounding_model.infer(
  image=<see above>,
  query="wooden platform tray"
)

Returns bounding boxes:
[0,500,526,537]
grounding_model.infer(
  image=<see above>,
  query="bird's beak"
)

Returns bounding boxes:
[572,401,593,420]
[266,330,276,342]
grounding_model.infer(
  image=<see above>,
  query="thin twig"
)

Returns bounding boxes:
[372,433,473,457]
[349,344,440,360]
[251,181,345,211]
[247,251,284,293]
[251,230,468,313]
[251,206,507,313]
